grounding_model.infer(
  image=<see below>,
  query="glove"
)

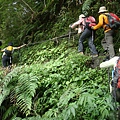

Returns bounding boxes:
[91,26,94,30]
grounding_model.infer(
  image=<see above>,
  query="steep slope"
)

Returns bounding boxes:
[0,39,116,120]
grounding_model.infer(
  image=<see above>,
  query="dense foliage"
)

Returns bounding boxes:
[0,40,116,120]
[0,0,120,46]
[0,0,120,120]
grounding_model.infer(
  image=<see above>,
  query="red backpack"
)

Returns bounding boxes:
[114,57,120,88]
[104,13,120,29]
[84,16,96,29]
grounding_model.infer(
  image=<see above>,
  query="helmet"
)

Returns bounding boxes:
[8,42,13,46]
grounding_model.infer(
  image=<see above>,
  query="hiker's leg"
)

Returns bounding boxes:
[8,56,12,66]
[8,57,12,70]
[78,28,90,52]
[88,31,98,55]
[105,30,115,59]
[2,57,8,76]
[101,38,108,51]
[2,56,7,68]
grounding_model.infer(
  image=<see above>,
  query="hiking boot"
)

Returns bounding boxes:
[103,50,108,54]
[79,52,84,55]
[92,54,98,57]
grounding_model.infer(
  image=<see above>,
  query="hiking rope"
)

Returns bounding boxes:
[26,31,77,47]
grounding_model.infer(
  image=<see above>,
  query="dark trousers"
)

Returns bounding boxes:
[2,55,12,67]
[78,28,98,55]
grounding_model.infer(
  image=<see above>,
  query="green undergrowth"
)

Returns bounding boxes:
[0,39,116,120]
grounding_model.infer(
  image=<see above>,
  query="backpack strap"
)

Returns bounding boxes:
[83,17,91,29]
[102,13,111,30]
[83,18,87,28]
[4,46,13,57]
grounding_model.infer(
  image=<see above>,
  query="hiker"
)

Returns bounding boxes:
[1,42,26,69]
[69,14,98,57]
[100,49,120,103]
[91,6,119,59]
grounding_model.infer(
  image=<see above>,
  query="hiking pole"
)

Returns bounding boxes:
[108,67,111,92]
[91,30,96,62]
[110,68,118,120]
[92,30,94,42]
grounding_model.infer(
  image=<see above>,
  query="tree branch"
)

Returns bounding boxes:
[21,0,35,14]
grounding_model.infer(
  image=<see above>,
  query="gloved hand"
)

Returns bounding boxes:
[91,26,94,30]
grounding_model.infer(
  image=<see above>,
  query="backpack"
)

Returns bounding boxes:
[5,46,13,57]
[84,16,96,29]
[103,13,120,29]
[113,57,120,88]
[111,57,120,103]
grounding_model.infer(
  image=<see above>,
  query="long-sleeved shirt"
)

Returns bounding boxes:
[93,13,111,33]
[1,44,26,58]
[100,56,119,69]
[71,18,85,33]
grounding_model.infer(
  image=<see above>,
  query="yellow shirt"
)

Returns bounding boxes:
[93,13,111,32]
[1,46,19,58]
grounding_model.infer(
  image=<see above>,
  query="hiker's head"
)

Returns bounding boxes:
[79,14,85,19]
[8,42,13,46]
[98,6,108,14]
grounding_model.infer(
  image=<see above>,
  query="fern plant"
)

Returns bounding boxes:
[12,73,39,116]
[0,66,39,119]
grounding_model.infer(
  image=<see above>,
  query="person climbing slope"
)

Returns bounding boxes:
[69,14,98,57]
[91,6,120,59]
[100,48,120,103]
[1,42,26,70]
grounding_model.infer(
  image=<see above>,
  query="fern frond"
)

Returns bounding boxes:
[14,73,39,116]
[12,115,41,120]
[0,67,21,106]
[2,106,17,120]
